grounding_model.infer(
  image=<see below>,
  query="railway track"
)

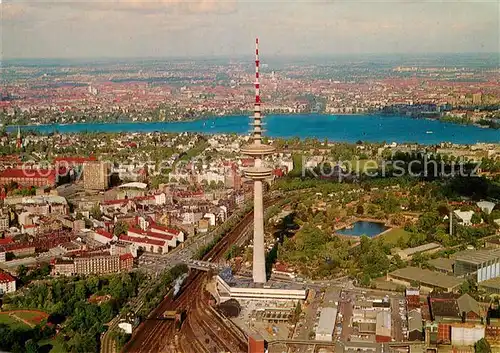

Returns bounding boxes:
[124,197,279,353]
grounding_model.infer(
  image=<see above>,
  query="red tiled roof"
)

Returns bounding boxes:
[128,227,147,236]
[54,156,96,164]
[0,238,14,245]
[128,227,172,240]
[174,191,204,198]
[145,231,173,241]
[119,235,165,247]
[0,271,15,283]
[103,199,128,205]
[0,155,21,162]
[150,224,180,235]
[96,228,113,239]
[0,168,56,179]
[120,253,134,261]
[0,243,36,252]
[273,168,285,177]
[274,263,289,272]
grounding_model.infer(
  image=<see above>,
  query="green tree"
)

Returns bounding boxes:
[113,221,129,236]
[471,212,482,225]
[90,204,102,219]
[417,212,442,233]
[293,301,302,323]
[24,339,39,353]
[75,281,88,300]
[475,338,491,353]
[360,273,371,287]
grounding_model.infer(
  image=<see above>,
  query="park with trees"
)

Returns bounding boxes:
[270,172,499,285]
[0,264,187,352]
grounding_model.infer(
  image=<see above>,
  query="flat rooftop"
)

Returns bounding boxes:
[478,277,500,291]
[218,267,305,291]
[486,238,500,246]
[399,242,441,257]
[427,257,455,272]
[317,307,338,336]
[454,248,500,265]
[389,266,463,289]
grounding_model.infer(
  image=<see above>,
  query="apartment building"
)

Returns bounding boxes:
[74,254,120,275]
[0,271,16,294]
[83,161,111,191]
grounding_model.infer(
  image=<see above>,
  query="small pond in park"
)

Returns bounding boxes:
[336,221,389,238]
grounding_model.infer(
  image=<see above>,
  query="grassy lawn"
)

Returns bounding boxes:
[380,227,411,245]
[38,338,66,353]
[16,311,44,322]
[0,313,31,330]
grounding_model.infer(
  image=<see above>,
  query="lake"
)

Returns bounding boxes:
[336,221,389,238]
[12,114,500,144]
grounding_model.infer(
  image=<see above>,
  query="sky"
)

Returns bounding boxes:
[1,0,499,59]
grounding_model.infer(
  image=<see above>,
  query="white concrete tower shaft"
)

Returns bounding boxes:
[241,38,276,284]
[252,37,266,283]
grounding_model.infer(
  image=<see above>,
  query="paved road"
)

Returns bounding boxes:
[339,291,354,342]
[294,289,321,342]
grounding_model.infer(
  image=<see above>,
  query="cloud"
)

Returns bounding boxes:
[2,0,236,15]
[2,3,31,20]
[1,0,498,59]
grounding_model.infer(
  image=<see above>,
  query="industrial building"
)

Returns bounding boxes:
[375,311,391,342]
[336,341,383,353]
[407,309,423,341]
[426,292,484,345]
[456,293,481,321]
[478,277,500,294]
[396,242,442,260]
[388,267,463,293]
[451,324,485,346]
[315,307,338,341]
[405,288,421,311]
[453,248,500,282]
[485,237,500,249]
[216,268,307,301]
[426,257,455,274]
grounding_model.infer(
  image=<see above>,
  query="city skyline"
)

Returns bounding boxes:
[2,0,499,59]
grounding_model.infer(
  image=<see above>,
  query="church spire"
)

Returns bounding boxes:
[16,126,22,149]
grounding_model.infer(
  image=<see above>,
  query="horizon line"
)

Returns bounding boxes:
[2,52,499,63]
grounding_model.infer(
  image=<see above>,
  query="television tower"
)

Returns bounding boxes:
[241,38,275,284]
